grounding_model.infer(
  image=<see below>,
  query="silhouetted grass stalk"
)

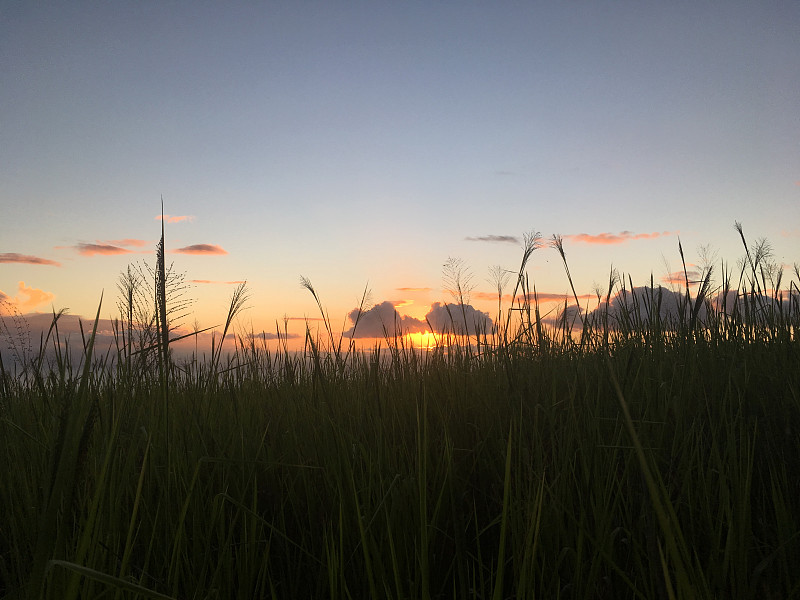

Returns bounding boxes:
[0,224,797,599]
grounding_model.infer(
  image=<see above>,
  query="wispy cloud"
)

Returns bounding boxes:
[107,239,149,248]
[392,299,413,308]
[0,281,55,313]
[472,290,594,304]
[780,229,800,238]
[526,292,596,303]
[247,331,302,341]
[75,243,134,256]
[562,231,676,245]
[156,215,195,223]
[191,279,246,285]
[661,270,701,286]
[0,252,61,266]
[396,287,432,293]
[174,244,227,255]
[465,235,520,244]
[472,291,507,302]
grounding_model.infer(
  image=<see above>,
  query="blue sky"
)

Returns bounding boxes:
[1,2,798,348]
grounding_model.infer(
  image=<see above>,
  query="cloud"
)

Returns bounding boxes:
[0,252,61,266]
[425,302,495,335]
[584,286,700,327]
[472,290,594,304]
[0,291,11,313]
[75,243,133,256]
[191,279,246,285]
[16,282,54,311]
[0,281,55,313]
[545,285,713,329]
[472,291,503,302]
[660,270,701,286]
[543,285,800,332]
[712,289,797,318]
[392,299,413,308]
[780,229,800,238]
[0,311,120,365]
[156,215,195,223]
[527,292,595,303]
[396,287,432,292]
[343,301,427,338]
[562,231,676,245]
[107,239,149,248]
[174,244,227,255]
[549,303,583,326]
[465,235,520,244]
[247,331,302,341]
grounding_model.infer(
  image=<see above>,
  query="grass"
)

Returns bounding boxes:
[0,224,798,599]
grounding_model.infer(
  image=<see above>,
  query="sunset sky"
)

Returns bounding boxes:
[1,2,798,352]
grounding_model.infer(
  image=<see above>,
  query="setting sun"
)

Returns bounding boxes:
[1,3,797,596]
[406,330,439,350]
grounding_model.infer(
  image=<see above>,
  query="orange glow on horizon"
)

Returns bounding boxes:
[405,330,439,350]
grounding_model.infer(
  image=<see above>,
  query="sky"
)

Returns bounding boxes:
[1,1,798,353]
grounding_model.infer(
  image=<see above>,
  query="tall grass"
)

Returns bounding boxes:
[0,225,798,599]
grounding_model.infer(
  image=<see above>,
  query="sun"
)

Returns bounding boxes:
[406,330,438,350]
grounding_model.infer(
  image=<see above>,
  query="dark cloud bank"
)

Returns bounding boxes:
[555,286,797,328]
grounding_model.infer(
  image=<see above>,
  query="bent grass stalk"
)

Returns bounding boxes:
[1,224,797,598]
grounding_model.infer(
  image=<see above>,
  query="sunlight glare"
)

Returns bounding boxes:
[407,330,438,350]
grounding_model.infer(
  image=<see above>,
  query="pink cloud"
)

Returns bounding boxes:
[472,291,503,302]
[0,252,61,266]
[562,231,676,245]
[396,287,432,293]
[75,243,133,256]
[516,292,596,304]
[661,270,701,286]
[107,238,149,248]
[156,215,195,223]
[174,244,227,255]
[0,281,55,313]
[473,290,595,304]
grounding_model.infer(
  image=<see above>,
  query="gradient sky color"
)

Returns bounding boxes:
[2,2,798,350]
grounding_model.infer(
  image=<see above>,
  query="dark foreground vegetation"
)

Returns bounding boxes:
[1,225,798,599]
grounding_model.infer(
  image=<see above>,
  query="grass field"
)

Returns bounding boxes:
[1,226,798,599]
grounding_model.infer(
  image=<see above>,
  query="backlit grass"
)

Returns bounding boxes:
[0,225,798,599]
